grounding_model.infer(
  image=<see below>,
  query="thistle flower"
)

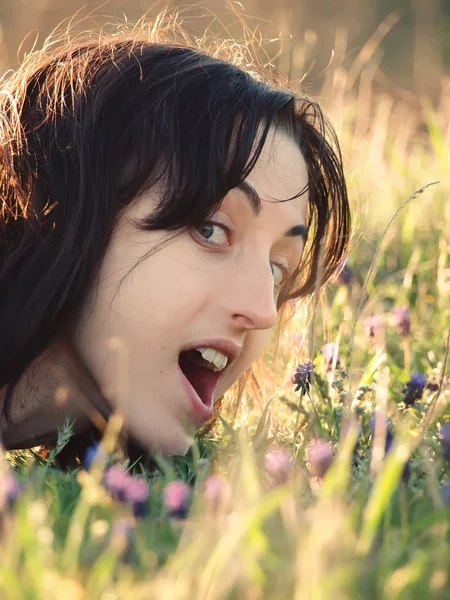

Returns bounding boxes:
[442,483,450,505]
[392,305,411,337]
[204,474,230,512]
[363,314,383,340]
[307,438,333,478]
[83,442,108,471]
[2,472,23,510]
[369,416,394,454]
[440,424,450,465]
[293,361,315,394]
[264,448,294,484]
[123,477,150,518]
[321,343,341,372]
[369,416,410,483]
[103,466,132,502]
[337,262,355,285]
[402,372,428,407]
[163,480,191,519]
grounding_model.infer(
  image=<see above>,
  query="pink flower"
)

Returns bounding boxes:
[392,305,411,337]
[264,448,293,484]
[363,314,383,339]
[123,477,150,504]
[321,343,341,371]
[308,439,333,478]
[204,474,230,511]
[163,481,191,519]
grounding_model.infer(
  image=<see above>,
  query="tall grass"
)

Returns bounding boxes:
[1,18,450,600]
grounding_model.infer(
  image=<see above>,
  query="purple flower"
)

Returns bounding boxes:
[337,262,355,285]
[307,439,333,478]
[402,372,428,407]
[83,442,107,471]
[123,477,150,518]
[264,448,293,484]
[363,314,383,340]
[163,481,191,519]
[440,424,450,465]
[293,361,315,394]
[392,305,411,337]
[442,483,450,505]
[370,416,394,453]
[321,343,341,372]
[103,466,132,502]
[369,416,410,483]
[3,473,23,510]
[204,474,230,512]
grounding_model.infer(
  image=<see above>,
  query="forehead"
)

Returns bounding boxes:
[234,127,309,217]
[252,127,306,196]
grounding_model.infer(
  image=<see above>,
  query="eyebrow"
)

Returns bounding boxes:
[236,181,308,243]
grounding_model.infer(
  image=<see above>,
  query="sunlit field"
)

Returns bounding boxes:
[1,15,450,600]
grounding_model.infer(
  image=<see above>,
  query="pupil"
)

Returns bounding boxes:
[198,224,213,239]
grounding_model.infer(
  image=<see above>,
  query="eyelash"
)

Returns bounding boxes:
[192,220,293,288]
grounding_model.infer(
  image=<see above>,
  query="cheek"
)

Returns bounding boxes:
[224,328,273,389]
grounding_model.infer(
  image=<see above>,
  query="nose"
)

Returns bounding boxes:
[224,254,279,331]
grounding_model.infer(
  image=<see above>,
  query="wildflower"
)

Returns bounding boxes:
[163,480,191,519]
[337,262,355,285]
[293,361,315,394]
[369,416,410,483]
[363,314,383,340]
[103,466,131,502]
[402,372,428,407]
[3,472,23,510]
[307,438,333,478]
[442,483,450,505]
[439,424,450,465]
[321,343,341,372]
[369,415,394,454]
[264,448,293,484]
[83,442,108,471]
[204,474,230,512]
[392,305,411,337]
[123,477,150,518]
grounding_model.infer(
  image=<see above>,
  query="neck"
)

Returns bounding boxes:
[0,342,110,450]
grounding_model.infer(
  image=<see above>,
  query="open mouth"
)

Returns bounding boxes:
[178,350,224,409]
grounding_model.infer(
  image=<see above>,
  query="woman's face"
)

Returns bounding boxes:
[74,126,309,455]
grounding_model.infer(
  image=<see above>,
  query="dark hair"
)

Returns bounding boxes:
[0,21,350,442]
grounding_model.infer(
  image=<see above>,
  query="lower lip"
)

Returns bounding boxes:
[178,365,220,426]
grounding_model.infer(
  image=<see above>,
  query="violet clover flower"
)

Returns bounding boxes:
[264,448,293,484]
[369,416,410,483]
[123,477,150,518]
[392,305,411,338]
[363,314,383,340]
[440,424,450,465]
[402,372,428,407]
[103,466,150,518]
[293,361,316,394]
[3,472,23,510]
[204,474,230,512]
[321,343,341,372]
[307,438,333,478]
[163,480,191,519]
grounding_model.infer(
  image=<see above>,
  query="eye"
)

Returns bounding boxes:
[193,220,292,288]
[192,221,231,247]
[271,262,291,288]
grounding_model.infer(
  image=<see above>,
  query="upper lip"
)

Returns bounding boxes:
[180,339,243,366]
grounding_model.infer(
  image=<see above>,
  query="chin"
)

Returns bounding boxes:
[130,424,194,457]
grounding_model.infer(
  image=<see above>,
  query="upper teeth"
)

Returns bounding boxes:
[196,348,229,372]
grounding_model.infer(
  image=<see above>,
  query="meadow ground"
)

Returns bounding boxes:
[1,46,450,600]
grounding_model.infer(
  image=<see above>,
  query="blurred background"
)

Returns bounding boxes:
[0,0,448,101]
[0,0,448,302]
